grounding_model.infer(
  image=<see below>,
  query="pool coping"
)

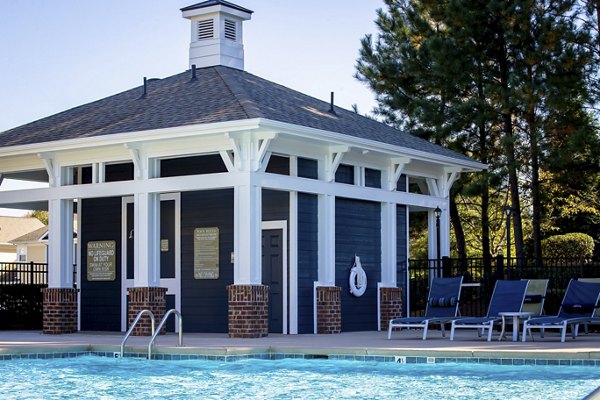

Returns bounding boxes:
[2,344,600,367]
[1,330,600,366]
[1,349,600,367]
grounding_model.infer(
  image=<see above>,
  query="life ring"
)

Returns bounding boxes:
[349,256,367,297]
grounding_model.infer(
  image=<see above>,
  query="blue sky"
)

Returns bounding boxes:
[0,0,381,132]
[0,0,382,216]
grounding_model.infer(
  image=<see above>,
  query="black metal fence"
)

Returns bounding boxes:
[0,262,47,285]
[0,262,48,330]
[401,256,600,318]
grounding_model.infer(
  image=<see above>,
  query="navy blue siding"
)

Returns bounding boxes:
[263,189,289,222]
[104,163,134,182]
[335,164,354,184]
[396,205,408,316]
[365,168,381,188]
[160,154,226,177]
[397,174,407,192]
[266,155,290,175]
[335,199,381,332]
[180,189,234,333]
[298,158,318,179]
[297,193,318,334]
[80,197,122,331]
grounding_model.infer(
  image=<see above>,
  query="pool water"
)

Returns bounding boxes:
[0,356,598,399]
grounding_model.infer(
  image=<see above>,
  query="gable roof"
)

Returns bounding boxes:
[0,216,45,244]
[9,226,48,244]
[0,66,475,164]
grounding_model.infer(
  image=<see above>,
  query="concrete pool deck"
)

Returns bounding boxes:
[1,329,599,360]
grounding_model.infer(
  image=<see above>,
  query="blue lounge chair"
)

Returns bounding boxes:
[450,280,529,341]
[522,279,600,342]
[388,276,463,340]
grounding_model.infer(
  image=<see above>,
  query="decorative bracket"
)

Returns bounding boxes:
[225,131,278,172]
[426,167,462,198]
[124,144,143,179]
[38,153,57,187]
[219,150,235,172]
[386,157,411,190]
[324,145,349,182]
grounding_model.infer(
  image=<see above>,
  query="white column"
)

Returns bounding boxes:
[440,203,451,257]
[381,202,397,286]
[427,209,437,261]
[317,194,335,285]
[289,156,298,334]
[133,191,160,287]
[233,174,262,284]
[48,198,74,288]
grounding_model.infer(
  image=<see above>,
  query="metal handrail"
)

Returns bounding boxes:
[120,309,155,357]
[148,309,183,359]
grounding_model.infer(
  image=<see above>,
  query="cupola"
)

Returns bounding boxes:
[181,1,253,70]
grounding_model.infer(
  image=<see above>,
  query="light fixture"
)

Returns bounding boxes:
[434,206,442,218]
[504,205,511,216]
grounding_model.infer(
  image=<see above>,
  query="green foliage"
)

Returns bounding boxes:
[26,210,48,226]
[541,233,595,258]
[356,0,599,260]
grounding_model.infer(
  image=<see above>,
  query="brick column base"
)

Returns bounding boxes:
[42,288,78,334]
[316,286,341,334]
[227,284,268,338]
[380,287,403,330]
[127,287,167,336]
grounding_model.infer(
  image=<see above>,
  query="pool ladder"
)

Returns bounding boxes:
[119,309,183,359]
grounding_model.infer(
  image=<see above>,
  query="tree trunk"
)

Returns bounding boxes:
[497,17,526,261]
[450,192,467,266]
[526,68,543,264]
[477,64,491,267]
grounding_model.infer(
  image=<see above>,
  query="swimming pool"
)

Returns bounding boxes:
[0,355,598,399]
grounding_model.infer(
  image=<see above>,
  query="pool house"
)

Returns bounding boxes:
[0,1,483,337]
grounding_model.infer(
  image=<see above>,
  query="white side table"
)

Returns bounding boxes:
[499,312,535,341]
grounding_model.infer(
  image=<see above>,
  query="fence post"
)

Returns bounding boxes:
[442,256,451,278]
[496,254,505,279]
[30,261,34,285]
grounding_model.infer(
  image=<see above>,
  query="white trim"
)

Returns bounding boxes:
[159,192,182,332]
[233,176,262,284]
[288,156,298,334]
[121,196,131,332]
[219,150,235,172]
[317,194,335,285]
[76,198,82,331]
[381,202,397,286]
[0,118,485,172]
[405,206,411,317]
[262,220,288,334]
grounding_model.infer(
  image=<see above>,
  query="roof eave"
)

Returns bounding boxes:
[0,117,486,172]
[257,119,487,172]
[0,119,263,158]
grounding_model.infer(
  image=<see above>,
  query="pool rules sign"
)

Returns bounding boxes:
[87,240,116,281]
[194,227,219,279]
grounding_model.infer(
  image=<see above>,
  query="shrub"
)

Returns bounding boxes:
[542,232,595,259]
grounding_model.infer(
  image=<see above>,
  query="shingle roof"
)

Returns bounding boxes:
[0,66,474,163]
[0,216,45,244]
[9,226,48,244]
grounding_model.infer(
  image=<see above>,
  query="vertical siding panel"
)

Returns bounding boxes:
[80,197,122,331]
[335,198,381,331]
[180,189,234,333]
[297,193,318,334]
